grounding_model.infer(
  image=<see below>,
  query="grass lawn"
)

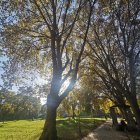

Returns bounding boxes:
[0,118,105,140]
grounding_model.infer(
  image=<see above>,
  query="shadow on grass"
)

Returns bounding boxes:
[57,118,105,140]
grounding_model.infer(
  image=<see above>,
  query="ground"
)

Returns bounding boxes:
[1,119,139,140]
[82,120,132,140]
[0,118,105,140]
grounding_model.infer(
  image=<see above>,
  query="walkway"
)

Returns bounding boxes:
[82,120,130,140]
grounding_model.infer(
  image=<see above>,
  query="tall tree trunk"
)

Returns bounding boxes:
[119,107,135,126]
[39,95,58,140]
[128,56,140,128]
[126,107,136,126]
[72,104,75,119]
[119,108,127,120]
[116,96,134,125]
[110,107,118,126]
[128,95,140,129]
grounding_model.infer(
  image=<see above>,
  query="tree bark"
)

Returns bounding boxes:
[128,95,140,129]
[119,107,135,126]
[110,107,118,126]
[72,104,76,119]
[39,95,58,140]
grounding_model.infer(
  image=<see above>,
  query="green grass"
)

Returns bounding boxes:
[0,120,43,140]
[0,118,105,140]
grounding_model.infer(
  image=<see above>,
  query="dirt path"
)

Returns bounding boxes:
[82,120,130,140]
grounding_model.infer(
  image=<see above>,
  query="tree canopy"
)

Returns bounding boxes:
[0,0,140,139]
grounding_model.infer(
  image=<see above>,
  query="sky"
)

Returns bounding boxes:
[0,55,48,104]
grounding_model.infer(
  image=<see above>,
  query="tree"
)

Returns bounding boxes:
[40,104,47,119]
[0,0,96,139]
[85,0,140,127]
[0,89,41,121]
[57,92,77,118]
[110,0,140,128]
[0,89,15,122]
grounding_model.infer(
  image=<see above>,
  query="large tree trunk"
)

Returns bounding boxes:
[126,107,136,126]
[119,107,135,126]
[128,56,140,129]
[119,108,128,121]
[128,95,140,129]
[110,107,118,126]
[72,106,75,119]
[39,95,58,140]
[116,96,134,125]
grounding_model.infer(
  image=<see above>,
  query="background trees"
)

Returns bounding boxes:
[0,89,41,121]
[85,0,140,128]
